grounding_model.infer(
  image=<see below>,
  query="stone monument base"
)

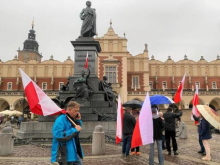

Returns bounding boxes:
[16,121,116,140]
[16,121,53,139]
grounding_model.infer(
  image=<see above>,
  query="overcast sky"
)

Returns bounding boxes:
[0,0,220,63]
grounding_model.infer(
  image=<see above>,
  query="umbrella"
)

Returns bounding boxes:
[197,105,220,130]
[0,110,23,116]
[142,95,174,105]
[122,100,142,109]
[11,110,23,116]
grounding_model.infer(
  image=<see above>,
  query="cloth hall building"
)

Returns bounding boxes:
[1,23,220,117]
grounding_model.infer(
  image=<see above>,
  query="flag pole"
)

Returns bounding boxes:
[66,115,77,127]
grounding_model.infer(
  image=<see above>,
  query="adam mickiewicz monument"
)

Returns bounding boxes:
[17,1,117,139]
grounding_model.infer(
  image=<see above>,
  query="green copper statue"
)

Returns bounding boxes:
[80,1,96,37]
[73,69,93,101]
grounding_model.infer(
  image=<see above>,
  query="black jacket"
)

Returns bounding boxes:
[199,119,212,140]
[122,112,136,135]
[163,110,182,131]
[152,116,164,140]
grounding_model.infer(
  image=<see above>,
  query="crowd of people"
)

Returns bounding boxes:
[122,104,213,165]
[49,100,213,165]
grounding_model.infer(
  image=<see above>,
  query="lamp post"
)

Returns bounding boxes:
[170,90,176,110]
[170,89,175,100]
[22,93,25,122]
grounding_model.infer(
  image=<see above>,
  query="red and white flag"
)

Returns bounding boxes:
[84,52,89,69]
[116,95,123,144]
[131,92,153,148]
[191,85,200,124]
[19,68,65,116]
[174,73,186,103]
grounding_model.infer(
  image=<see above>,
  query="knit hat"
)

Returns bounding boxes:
[151,107,158,113]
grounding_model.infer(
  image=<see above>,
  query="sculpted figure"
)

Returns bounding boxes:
[60,77,70,91]
[99,76,117,104]
[73,69,93,100]
[80,1,96,37]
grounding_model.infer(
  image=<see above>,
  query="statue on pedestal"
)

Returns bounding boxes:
[80,1,96,37]
[73,69,93,101]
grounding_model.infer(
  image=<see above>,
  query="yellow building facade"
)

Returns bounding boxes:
[1,23,220,115]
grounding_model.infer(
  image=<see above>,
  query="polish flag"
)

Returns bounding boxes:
[116,95,123,144]
[191,85,200,124]
[84,52,89,69]
[174,73,186,103]
[131,92,153,148]
[19,68,66,116]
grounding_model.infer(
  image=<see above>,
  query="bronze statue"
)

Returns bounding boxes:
[80,1,96,37]
[73,69,93,100]
[99,76,117,105]
[60,77,70,91]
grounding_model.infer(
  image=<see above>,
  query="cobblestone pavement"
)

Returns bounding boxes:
[0,125,220,165]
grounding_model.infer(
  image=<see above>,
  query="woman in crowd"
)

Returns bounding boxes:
[199,115,212,161]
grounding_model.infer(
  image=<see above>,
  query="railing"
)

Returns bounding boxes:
[0,91,59,96]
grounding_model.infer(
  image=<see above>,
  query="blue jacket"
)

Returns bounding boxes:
[51,114,84,163]
[199,118,212,140]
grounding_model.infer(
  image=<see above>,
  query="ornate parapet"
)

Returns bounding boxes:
[127,89,220,96]
[0,91,59,96]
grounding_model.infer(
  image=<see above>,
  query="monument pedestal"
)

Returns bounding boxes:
[16,37,117,140]
[70,37,101,91]
[16,121,116,140]
[16,121,54,139]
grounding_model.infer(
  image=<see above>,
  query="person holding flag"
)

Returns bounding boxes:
[191,85,206,155]
[131,108,140,156]
[18,68,84,164]
[131,92,154,158]
[122,106,136,157]
[51,101,84,165]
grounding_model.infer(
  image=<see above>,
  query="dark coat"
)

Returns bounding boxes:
[122,112,136,135]
[152,116,164,140]
[163,110,183,131]
[199,118,212,140]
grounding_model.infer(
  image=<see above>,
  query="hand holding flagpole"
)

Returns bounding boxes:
[66,115,77,127]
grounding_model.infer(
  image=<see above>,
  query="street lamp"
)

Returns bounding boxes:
[170,90,176,110]
[170,90,175,100]
[22,93,25,121]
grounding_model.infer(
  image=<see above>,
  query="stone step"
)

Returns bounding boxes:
[91,101,110,107]
[80,107,116,114]
[81,114,98,121]
[75,101,91,107]
[76,101,113,108]
[90,93,105,101]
